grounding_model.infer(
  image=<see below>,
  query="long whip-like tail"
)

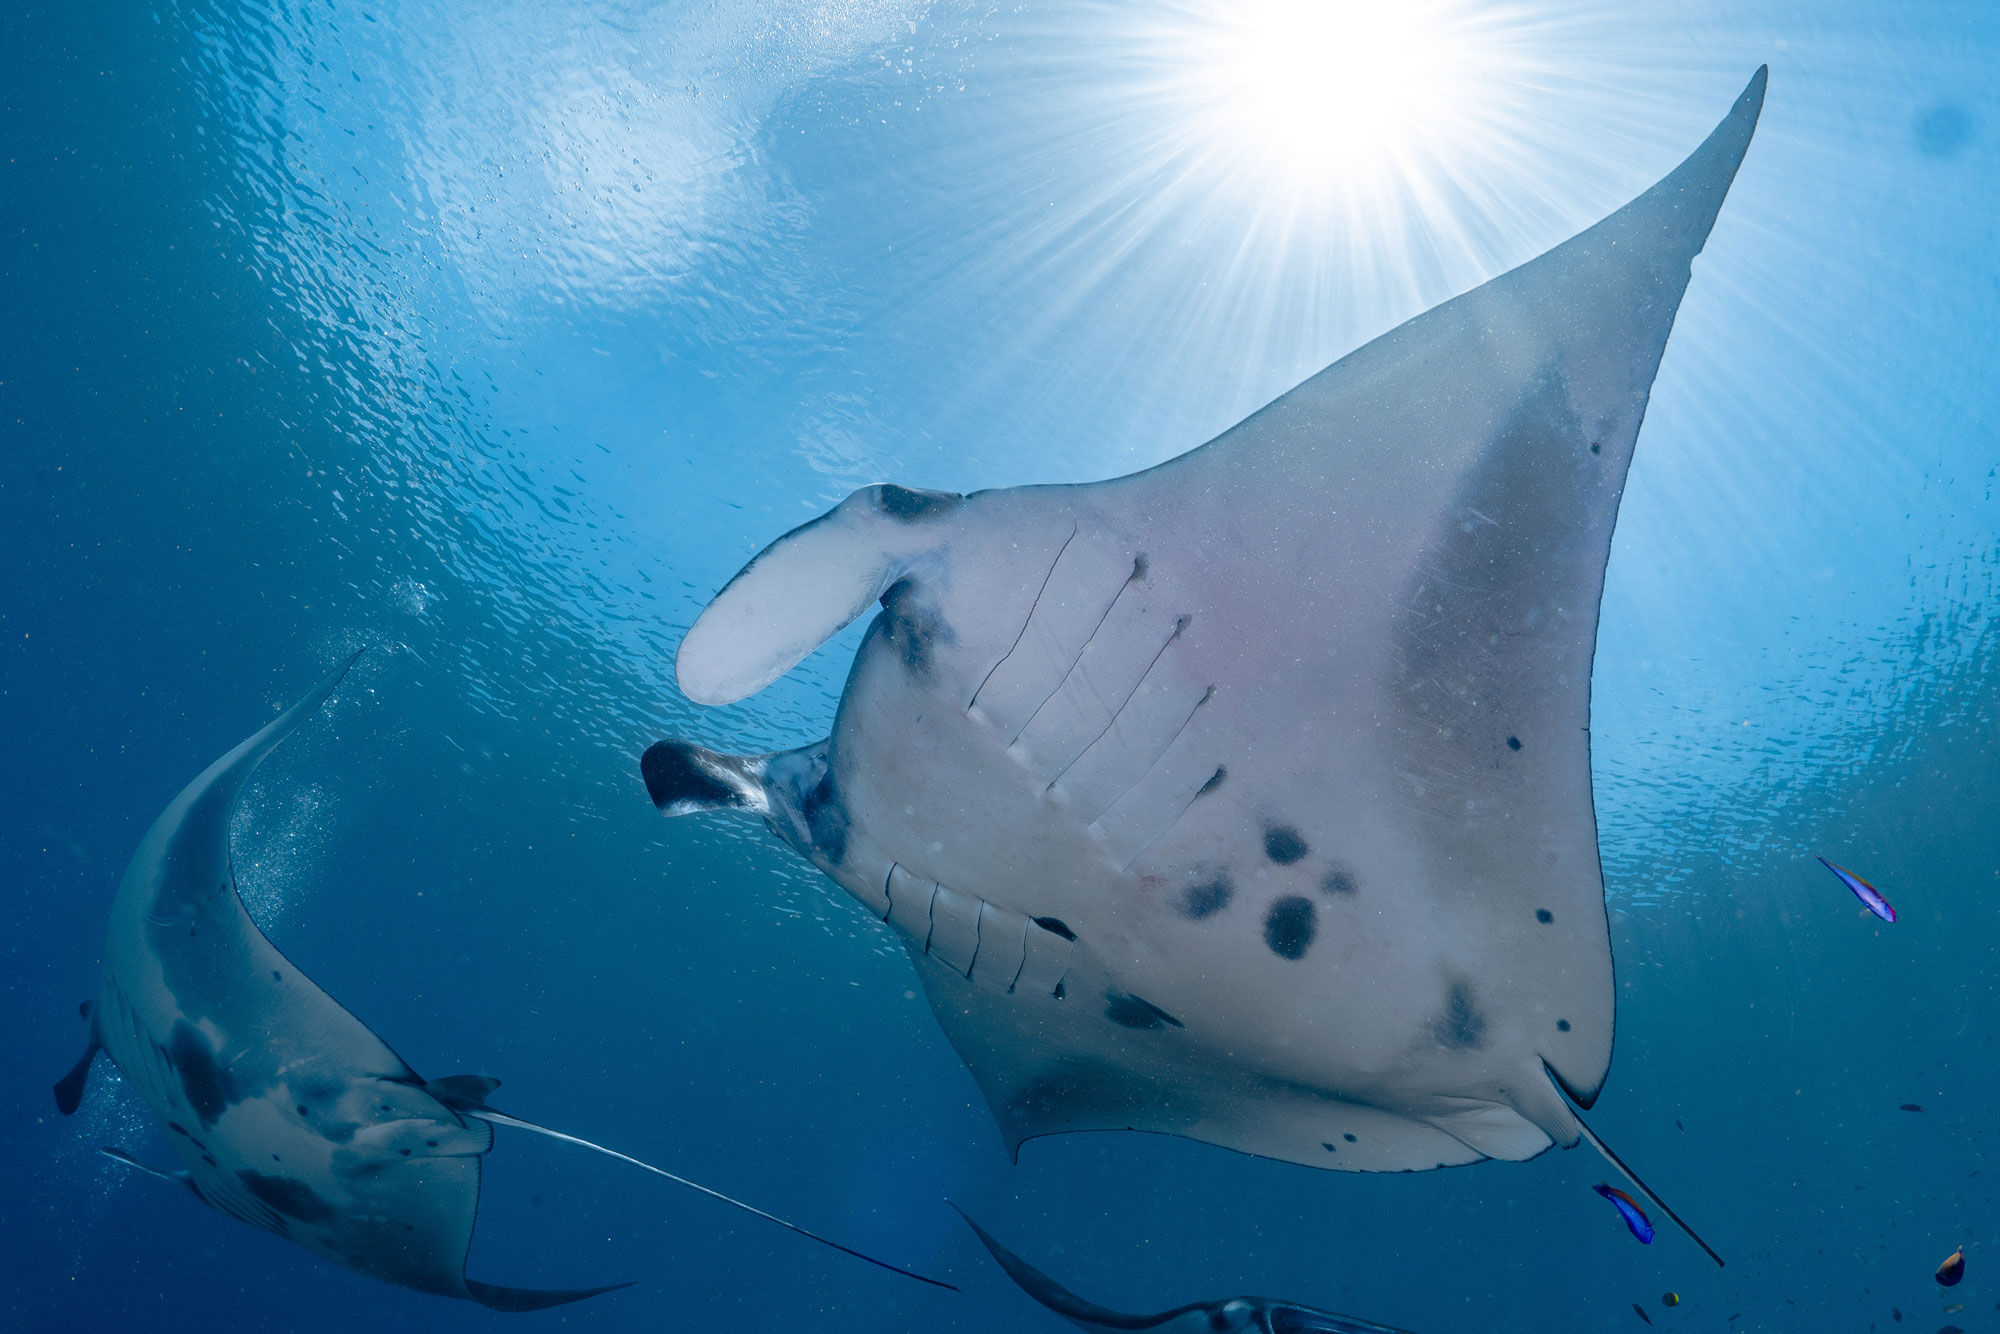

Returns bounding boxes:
[471,1108,956,1290]
[99,1146,187,1187]
[1545,1064,1725,1268]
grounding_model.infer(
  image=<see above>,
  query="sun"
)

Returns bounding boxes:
[1152,0,1518,200]
[1219,1,1459,171]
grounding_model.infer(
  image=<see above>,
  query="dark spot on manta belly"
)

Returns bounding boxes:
[237,1169,336,1224]
[1321,866,1358,896]
[168,1020,240,1127]
[1557,1019,1571,1032]
[874,483,960,520]
[1104,992,1184,1030]
[1181,875,1233,920]
[798,768,849,869]
[1322,1142,1337,1152]
[1263,896,1316,960]
[1195,766,1226,798]
[1263,824,1309,865]
[1507,735,1522,750]
[1432,982,1488,1050]
[877,578,952,681]
[1343,1133,1357,1143]
[1536,908,1553,923]
[1033,916,1076,941]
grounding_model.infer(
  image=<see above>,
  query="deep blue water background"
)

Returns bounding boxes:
[4,2,1997,1331]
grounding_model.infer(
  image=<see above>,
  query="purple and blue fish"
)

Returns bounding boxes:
[1594,1183,1655,1245]
[1818,857,1895,923]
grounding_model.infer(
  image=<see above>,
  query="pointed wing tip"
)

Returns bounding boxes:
[1618,64,1766,256]
[1705,63,1768,171]
[464,1278,635,1312]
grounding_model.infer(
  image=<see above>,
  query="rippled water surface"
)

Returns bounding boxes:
[5,3,1997,1331]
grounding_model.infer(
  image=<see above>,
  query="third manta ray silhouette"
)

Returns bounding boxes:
[646,72,1768,1266]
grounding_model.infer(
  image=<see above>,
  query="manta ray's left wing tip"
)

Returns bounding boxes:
[464,1278,635,1312]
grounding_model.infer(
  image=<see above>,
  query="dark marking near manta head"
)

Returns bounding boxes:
[271,970,281,982]
[1052,980,1066,1001]
[641,740,743,813]
[1195,766,1226,798]
[1130,554,1149,582]
[1322,1142,1337,1152]
[1506,735,1522,751]
[1033,916,1076,941]
[1263,896,1316,960]
[877,578,952,681]
[1536,908,1553,924]
[798,767,849,869]
[1180,875,1233,920]
[874,483,960,521]
[237,1170,336,1224]
[1104,991,1184,1030]
[1263,825,1309,865]
[1343,1133,1357,1143]
[168,1020,239,1127]
[1321,866,1358,896]
[1432,982,1488,1050]
[1557,1019,1571,1032]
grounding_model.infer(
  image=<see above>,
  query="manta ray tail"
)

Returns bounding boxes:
[452,1098,954,1290]
[1543,1061,1725,1267]
[99,1146,194,1192]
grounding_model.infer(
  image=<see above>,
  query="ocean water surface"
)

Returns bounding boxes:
[4,1,1996,1331]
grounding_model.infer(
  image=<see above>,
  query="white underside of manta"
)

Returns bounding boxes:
[647,72,1766,1187]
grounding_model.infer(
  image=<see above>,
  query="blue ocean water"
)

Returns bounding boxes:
[3,1,1996,1331]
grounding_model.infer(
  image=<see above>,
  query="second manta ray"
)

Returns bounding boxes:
[956,1207,1416,1334]
[647,73,1766,1262]
[54,653,949,1309]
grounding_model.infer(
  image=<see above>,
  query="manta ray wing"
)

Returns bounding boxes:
[659,72,1765,1173]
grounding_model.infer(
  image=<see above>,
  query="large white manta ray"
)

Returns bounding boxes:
[646,71,1765,1249]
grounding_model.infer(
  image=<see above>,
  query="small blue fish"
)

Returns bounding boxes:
[1818,857,1896,923]
[1594,1183,1655,1245]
